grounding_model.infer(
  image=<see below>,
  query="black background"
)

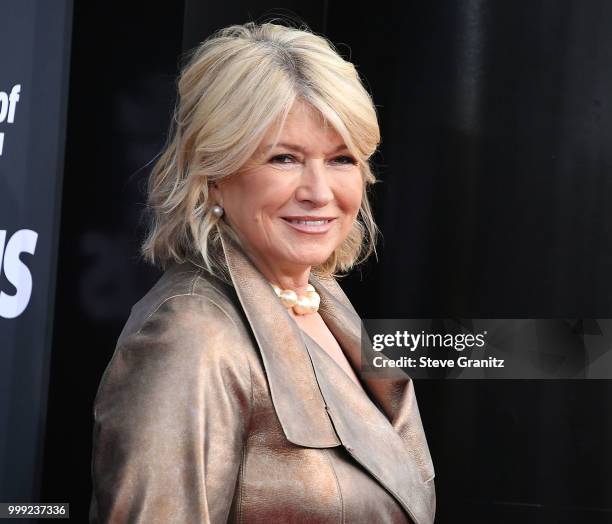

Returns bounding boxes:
[43,1,612,522]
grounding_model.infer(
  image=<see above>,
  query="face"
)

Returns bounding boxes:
[212,100,363,277]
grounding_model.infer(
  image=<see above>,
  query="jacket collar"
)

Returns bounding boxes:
[219,231,340,447]
[219,231,435,524]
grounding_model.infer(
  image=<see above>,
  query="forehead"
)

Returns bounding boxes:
[262,100,344,148]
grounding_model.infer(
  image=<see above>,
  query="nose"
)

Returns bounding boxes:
[294,159,334,206]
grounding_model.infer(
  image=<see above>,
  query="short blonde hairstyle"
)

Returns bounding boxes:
[141,20,381,283]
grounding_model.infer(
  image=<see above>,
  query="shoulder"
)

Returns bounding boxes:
[94,263,254,413]
[119,261,243,344]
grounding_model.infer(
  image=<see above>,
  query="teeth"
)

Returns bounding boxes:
[289,220,329,226]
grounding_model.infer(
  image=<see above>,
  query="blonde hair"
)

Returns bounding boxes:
[141,20,381,283]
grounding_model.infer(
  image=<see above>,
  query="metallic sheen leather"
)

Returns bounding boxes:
[89,231,436,523]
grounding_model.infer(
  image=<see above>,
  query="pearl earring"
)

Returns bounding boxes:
[211,205,224,218]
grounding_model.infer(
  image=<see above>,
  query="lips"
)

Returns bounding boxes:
[281,216,337,234]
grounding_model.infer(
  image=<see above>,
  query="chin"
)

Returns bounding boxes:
[282,249,334,268]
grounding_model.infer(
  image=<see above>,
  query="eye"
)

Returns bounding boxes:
[270,154,299,164]
[331,155,358,166]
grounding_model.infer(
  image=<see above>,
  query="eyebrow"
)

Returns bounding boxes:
[262,142,350,155]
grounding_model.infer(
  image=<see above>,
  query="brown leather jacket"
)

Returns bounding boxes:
[89,233,436,523]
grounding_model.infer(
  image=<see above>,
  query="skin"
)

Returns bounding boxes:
[211,99,363,298]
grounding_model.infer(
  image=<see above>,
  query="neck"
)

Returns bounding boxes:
[245,249,312,293]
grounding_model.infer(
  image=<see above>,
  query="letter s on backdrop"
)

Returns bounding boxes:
[0,229,38,319]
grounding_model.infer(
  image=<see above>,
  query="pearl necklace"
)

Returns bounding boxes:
[269,283,321,315]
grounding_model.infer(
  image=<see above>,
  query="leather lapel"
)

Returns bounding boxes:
[220,232,340,447]
[310,272,420,422]
[307,273,436,524]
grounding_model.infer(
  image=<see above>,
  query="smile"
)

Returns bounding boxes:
[281,217,336,234]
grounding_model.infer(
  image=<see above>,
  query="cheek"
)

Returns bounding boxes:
[226,181,286,228]
[339,178,364,215]
[251,176,295,218]
[223,176,265,218]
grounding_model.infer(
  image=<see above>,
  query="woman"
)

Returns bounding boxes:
[89,21,435,524]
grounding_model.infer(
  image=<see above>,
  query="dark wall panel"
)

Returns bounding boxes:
[0,0,72,507]
[41,3,184,520]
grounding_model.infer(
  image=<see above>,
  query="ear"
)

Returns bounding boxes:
[209,181,223,206]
